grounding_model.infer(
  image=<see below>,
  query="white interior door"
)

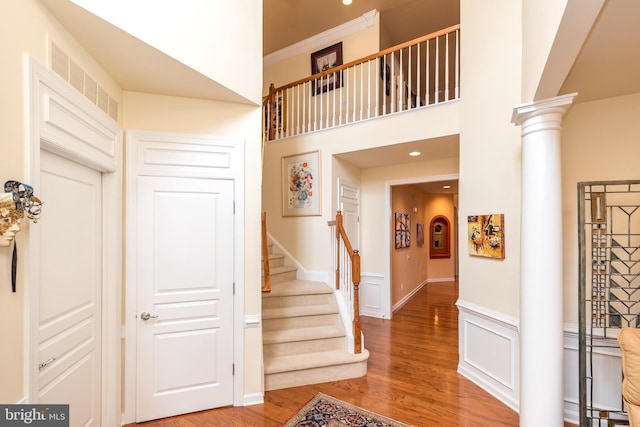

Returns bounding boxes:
[38,149,102,426]
[135,176,235,422]
[339,180,360,250]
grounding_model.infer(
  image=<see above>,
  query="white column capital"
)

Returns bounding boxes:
[511,93,577,136]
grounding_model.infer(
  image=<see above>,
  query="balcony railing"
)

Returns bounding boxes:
[263,24,460,141]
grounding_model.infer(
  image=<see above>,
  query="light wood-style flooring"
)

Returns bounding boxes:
[129,281,575,426]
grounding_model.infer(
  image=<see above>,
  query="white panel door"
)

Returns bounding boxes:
[136,176,234,422]
[38,150,102,427]
[339,180,360,250]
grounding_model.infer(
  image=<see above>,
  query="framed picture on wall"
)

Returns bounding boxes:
[395,212,410,249]
[467,214,505,259]
[310,42,343,95]
[281,150,321,217]
[417,223,424,247]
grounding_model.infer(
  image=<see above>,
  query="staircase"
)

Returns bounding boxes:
[262,244,369,391]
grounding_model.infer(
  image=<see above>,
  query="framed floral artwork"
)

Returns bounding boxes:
[282,150,321,216]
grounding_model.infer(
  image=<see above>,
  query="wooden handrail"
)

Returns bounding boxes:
[261,212,271,293]
[335,211,362,354]
[264,24,460,97]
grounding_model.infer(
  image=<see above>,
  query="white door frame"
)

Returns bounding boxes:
[25,56,122,426]
[384,173,459,318]
[123,130,245,424]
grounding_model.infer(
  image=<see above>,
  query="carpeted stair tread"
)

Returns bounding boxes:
[263,325,345,344]
[264,349,370,374]
[262,303,339,319]
[264,279,333,297]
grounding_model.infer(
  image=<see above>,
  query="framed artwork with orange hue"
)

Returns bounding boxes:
[468,214,505,259]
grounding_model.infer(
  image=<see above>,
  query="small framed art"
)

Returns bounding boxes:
[282,150,321,217]
[310,42,343,95]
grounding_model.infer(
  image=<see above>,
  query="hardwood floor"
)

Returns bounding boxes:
[128,282,574,426]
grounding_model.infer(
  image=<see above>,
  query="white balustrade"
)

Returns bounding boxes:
[264,25,460,141]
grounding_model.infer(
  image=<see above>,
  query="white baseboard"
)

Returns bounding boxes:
[242,392,264,406]
[392,280,427,313]
[427,277,456,283]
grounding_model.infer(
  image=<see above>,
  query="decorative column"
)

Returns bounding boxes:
[511,93,576,427]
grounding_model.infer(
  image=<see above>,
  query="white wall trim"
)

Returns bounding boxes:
[456,303,613,425]
[242,392,264,406]
[25,55,122,427]
[359,273,386,319]
[456,299,520,412]
[392,280,428,313]
[427,277,456,283]
[264,10,378,66]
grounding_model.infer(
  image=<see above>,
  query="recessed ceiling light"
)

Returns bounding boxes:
[443,185,451,189]
[409,151,421,157]
[343,0,352,5]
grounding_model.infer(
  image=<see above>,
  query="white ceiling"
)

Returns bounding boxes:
[40,0,640,192]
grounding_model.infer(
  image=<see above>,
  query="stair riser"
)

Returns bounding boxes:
[265,360,368,391]
[264,337,345,357]
[269,270,297,284]
[263,314,341,331]
[262,293,334,309]
[262,255,285,269]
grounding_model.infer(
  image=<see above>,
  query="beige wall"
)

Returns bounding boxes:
[561,92,640,323]
[391,185,429,304]
[0,0,122,404]
[458,0,523,318]
[521,0,568,100]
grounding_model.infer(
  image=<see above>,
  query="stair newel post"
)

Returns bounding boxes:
[335,211,342,290]
[268,83,276,141]
[352,249,362,354]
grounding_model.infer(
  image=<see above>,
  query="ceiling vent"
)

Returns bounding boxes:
[50,41,118,122]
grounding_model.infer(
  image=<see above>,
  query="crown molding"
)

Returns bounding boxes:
[264,9,378,67]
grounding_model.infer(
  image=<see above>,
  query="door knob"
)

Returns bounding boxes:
[140,312,159,321]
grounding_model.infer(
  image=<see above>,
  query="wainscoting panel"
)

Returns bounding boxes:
[457,302,624,424]
[457,300,520,412]
[360,273,387,319]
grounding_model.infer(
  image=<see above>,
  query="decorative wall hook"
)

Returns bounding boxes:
[1,180,42,292]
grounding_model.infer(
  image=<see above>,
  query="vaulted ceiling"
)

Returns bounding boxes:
[41,0,640,175]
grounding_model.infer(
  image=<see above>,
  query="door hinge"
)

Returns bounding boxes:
[233,201,235,214]
[233,282,235,295]
[232,363,235,375]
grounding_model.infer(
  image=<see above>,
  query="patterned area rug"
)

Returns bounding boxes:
[283,393,411,427]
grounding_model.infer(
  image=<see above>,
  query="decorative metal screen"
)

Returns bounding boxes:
[579,180,640,426]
